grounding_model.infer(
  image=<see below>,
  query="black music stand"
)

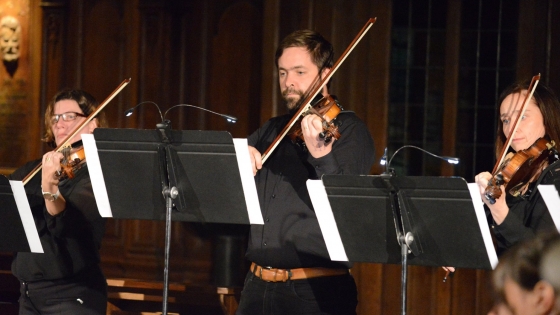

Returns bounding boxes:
[82,127,262,315]
[0,176,43,253]
[307,174,497,315]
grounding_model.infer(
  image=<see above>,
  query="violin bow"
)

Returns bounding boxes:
[260,17,377,164]
[22,78,131,185]
[492,74,540,174]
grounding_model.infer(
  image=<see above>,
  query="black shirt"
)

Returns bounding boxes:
[9,160,106,282]
[487,159,560,255]
[246,111,375,269]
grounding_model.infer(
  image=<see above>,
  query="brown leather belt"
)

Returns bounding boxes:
[250,262,348,282]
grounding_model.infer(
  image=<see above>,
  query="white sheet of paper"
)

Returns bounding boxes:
[9,181,43,253]
[306,179,349,261]
[82,134,113,218]
[467,183,499,269]
[538,185,560,231]
[233,138,263,225]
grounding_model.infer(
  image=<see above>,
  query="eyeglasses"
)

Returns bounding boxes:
[51,112,86,125]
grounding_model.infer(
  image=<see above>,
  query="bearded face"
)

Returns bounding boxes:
[282,86,305,110]
[0,16,21,62]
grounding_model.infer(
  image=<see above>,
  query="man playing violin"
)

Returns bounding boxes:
[238,30,375,315]
[9,89,108,314]
[475,82,560,255]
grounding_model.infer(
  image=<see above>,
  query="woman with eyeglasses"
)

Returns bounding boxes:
[9,89,108,314]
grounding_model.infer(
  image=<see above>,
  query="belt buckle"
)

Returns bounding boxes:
[254,264,292,282]
[263,266,271,279]
[257,265,270,280]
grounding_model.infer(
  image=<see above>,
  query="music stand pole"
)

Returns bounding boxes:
[156,121,179,315]
[162,186,177,315]
[383,171,414,315]
[400,232,414,315]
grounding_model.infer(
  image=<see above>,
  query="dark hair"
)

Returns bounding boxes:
[540,238,560,290]
[495,81,560,159]
[42,89,108,147]
[492,232,560,303]
[274,29,334,72]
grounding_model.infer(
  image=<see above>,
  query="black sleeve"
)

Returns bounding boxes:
[307,113,375,176]
[45,170,105,250]
[488,169,558,254]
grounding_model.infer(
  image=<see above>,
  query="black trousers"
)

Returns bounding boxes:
[236,271,358,315]
[18,266,107,315]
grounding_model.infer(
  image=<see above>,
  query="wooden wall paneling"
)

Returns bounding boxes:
[39,0,68,149]
[366,0,391,176]
[93,0,141,281]
[441,0,461,177]
[169,222,214,283]
[475,269,494,314]
[516,0,533,81]
[137,1,168,130]
[450,269,479,315]
[206,0,263,139]
[121,219,166,280]
[433,265,452,315]
[528,0,552,82]
[350,1,393,314]
[170,1,203,131]
[119,0,140,129]
[99,218,127,277]
[24,0,43,163]
[548,0,560,94]
[381,264,403,315]
[407,266,436,314]
[80,0,130,127]
[351,262,383,315]
[326,1,363,114]
[259,0,280,122]
[278,0,313,40]
[110,1,178,282]
[65,0,82,87]
[516,0,544,82]
[310,0,333,38]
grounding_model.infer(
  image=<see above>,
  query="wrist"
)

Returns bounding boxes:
[41,185,60,202]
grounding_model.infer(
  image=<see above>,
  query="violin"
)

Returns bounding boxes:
[485,137,556,202]
[288,95,343,144]
[58,146,87,180]
[260,18,377,164]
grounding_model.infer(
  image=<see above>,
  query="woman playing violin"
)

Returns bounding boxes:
[475,81,560,255]
[9,89,108,314]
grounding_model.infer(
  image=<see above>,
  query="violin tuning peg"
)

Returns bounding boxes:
[484,193,496,205]
[495,174,504,185]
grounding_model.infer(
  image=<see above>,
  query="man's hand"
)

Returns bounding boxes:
[248,146,262,176]
[301,114,333,158]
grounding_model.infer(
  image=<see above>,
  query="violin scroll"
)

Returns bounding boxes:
[484,174,503,204]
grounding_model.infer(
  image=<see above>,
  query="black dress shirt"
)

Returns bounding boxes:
[487,158,560,255]
[246,110,375,269]
[9,160,106,282]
